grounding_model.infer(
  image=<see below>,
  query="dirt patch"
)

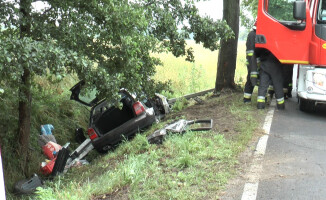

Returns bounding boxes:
[167,90,244,139]
[91,186,130,200]
[166,89,266,200]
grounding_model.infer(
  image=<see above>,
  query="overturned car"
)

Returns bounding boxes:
[70,80,169,153]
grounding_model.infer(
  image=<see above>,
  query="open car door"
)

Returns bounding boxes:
[70,80,98,107]
[256,0,312,64]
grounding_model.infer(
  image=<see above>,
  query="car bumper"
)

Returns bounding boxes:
[92,108,156,150]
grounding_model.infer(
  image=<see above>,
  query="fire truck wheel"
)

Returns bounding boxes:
[299,98,315,112]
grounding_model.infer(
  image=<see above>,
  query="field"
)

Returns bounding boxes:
[153,40,247,97]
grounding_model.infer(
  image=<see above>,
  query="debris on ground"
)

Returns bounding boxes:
[13,90,214,196]
[14,174,43,195]
[40,124,54,135]
[147,119,213,144]
[42,141,62,160]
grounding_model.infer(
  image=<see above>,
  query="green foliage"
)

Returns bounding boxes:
[172,97,189,112]
[0,0,233,100]
[0,78,88,197]
[241,0,258,29]
[0,0,234,187]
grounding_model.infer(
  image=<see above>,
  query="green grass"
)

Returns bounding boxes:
[4,41,258,200]
[1,75,89,199]
[32,92,262,200]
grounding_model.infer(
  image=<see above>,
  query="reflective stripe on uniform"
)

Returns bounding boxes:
[289,83,292,87]
[277,97,285,104]
[268,85,274,90]
[244,93,252,98]
[246,50,254,56]
[250,71,258,78]
[257,96,265,103]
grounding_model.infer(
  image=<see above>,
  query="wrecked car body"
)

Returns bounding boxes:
[70,80,168,153]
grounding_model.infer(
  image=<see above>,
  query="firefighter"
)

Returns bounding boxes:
[257,51,285,110]
[243,25,259,103]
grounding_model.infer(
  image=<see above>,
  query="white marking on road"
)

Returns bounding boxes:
[241,100,275,200]
[242,183,259,200]
[255,135,269,155]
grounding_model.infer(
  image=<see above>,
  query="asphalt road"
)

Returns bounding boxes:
[256,97,326,200]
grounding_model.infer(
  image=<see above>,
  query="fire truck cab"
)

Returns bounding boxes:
[256,0,326,111]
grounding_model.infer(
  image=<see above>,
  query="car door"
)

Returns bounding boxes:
[70,80,98,107]
[315,0,326,65]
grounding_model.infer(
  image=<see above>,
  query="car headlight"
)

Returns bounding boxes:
[313,72,326,89]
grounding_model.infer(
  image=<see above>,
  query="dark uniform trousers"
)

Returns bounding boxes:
[282,64,293,98]
[257,54,284,106]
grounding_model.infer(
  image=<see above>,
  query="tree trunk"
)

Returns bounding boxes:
[18,0,32,175]
[215,0,240,92]
[18,69,32,175]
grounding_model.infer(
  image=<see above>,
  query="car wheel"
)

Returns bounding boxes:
[96,145,111,154]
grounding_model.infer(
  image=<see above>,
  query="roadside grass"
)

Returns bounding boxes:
[5,40,253,199]
[2,75,89,199]
[33,92,263,200]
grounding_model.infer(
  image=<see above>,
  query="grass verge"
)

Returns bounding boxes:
[31,91,265,200]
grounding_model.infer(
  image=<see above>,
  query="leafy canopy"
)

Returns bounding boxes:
[0,0,233,100]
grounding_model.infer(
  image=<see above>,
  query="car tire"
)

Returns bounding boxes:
[96,145,111,154]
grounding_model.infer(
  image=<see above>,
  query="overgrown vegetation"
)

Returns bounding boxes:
[0,0,235,175]
[30,92,261,200]
[1,75,89,199]
[3,41,257,199]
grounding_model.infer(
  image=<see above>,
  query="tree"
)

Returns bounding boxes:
[0,0,233,173]
[214,0,239,92]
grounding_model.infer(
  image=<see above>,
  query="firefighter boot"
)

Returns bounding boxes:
[243,98,251,104]
[257,102,265,109]
[276,97,285,110]
[243,93,252,104]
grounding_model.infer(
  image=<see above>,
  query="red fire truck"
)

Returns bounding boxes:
[256,0,326,111]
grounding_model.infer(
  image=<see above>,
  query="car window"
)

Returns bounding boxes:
[79,88,97,105]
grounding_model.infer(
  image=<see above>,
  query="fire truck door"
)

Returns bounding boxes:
[256,0,312,64]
